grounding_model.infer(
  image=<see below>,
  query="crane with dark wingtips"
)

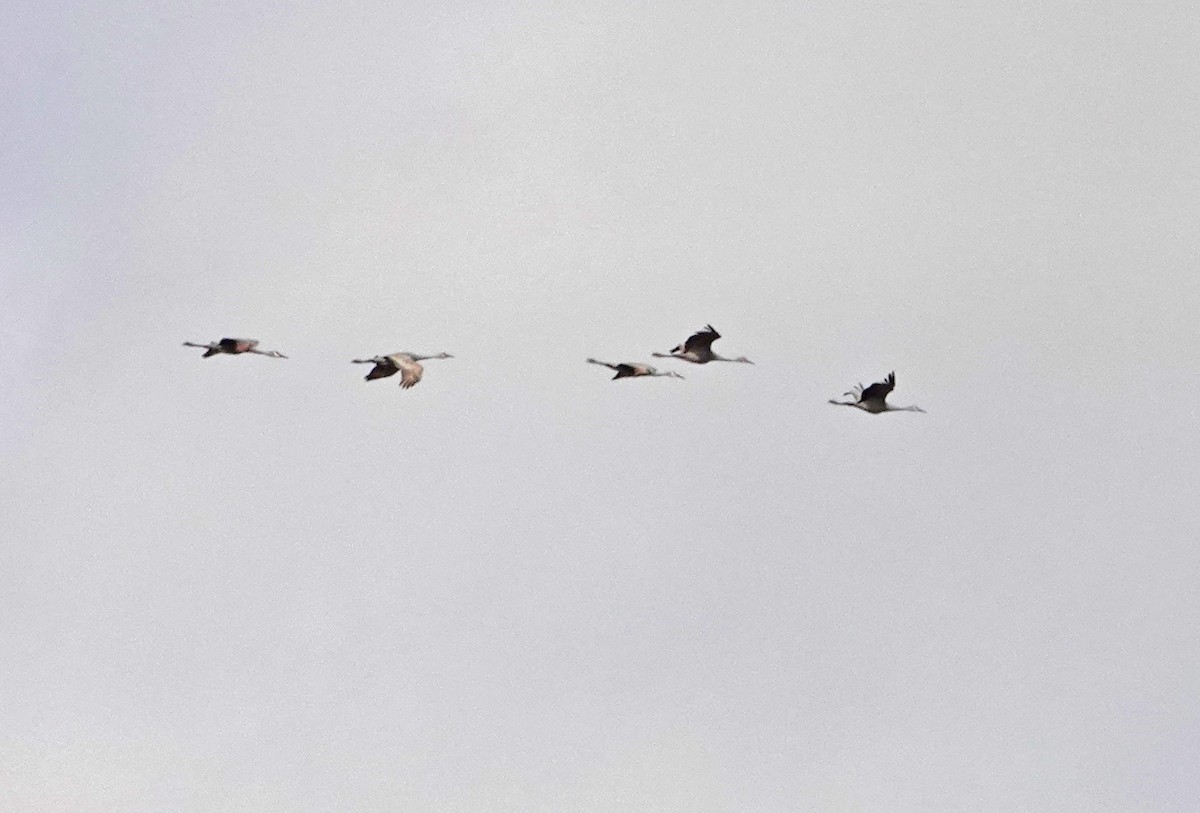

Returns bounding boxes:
[652,324,753,365]
[586,359,684,380]
[352,352,453,389]
[183,338,288,359]
[828,371,925,414]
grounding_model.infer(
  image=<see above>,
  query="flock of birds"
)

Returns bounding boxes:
[182,325,925,414]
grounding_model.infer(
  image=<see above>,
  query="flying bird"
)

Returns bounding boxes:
[828,371,925,414]
[182,338,287,358]
[652,324,753,365]
[352,352,453,389]
[586,358,684,380]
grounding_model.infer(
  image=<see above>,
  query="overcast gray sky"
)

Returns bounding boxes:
[3,1,1199,810]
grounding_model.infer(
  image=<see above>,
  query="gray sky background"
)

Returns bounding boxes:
[3,1,1199,810]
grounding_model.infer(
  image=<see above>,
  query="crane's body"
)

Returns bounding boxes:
[652,325,753,365]
[183,338,287,358]
[829,371,924,414]
[587,358,684,380]
[352,352,452,389]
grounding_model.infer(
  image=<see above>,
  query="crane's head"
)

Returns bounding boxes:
[266,350,288,359]
[734,356,754,364]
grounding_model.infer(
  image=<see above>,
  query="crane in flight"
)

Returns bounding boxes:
[652,324,753,365]
[828,371,924,414]
[352,352,453,389]
[182,338,288,358]
[586,358,684,380]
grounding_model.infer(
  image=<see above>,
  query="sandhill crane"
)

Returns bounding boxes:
[586,358,684,380]
[182,338,287,358]
[352,352,453,389]
[829,371,925,414]
[652,324,753,365]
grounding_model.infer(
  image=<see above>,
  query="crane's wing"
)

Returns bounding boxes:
[612,363,641,378]
[363,361,398,380]
[218,338,257,353]
[395,357,424,389]
[676,324,720,354]
[859,371,895,403]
